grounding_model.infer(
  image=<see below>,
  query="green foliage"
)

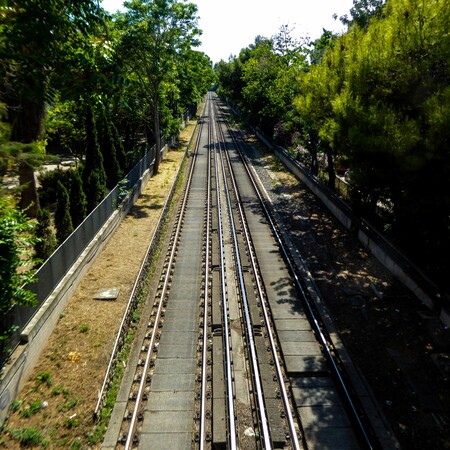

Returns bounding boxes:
[19,399,44,418]
[115,0,202,173]
[51,385,70,397]
[1,0,104,143]
[44,101,86,157]
[217,27,307,137]
[297,0,450,281]
[54,181,73,244]
[85,168,106,212]
[38,169,62,208]
[36,371,53,387]
[97,104,122,189]
[339,0,386,30]
[8,427,47,446]
[79,324,89,333]
[83,105,106,210]
[69,169,87,228]
[0,199,38,318]
[34,209,57,261]
[58,397,78,413]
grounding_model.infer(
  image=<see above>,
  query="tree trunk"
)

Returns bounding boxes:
[153,101,161,174]
[325,145,335,191]
[310,148,319,176]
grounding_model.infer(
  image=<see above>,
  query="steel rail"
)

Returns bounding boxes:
[223,102,379,450]
[199,94,212,450]
[94,126,190,422]
[211,101,238,449]
[124,104,204,450]
[217,104,302,450]
[215,109,273,449]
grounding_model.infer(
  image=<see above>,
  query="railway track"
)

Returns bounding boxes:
[103,92,387,449]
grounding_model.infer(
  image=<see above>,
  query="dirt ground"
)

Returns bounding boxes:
[0,123,195,449]
[2,115,450,449]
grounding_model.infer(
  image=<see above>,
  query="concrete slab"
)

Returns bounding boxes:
[290,376,334,389]
[165,299,199,311]
[150,372,195,391]
[284,355,328,374]
[276,330,315,342]
[93,287,120,300]
[159,331,197,346]
[153,357,196,374]
[291,386,342,407]
[161,315,198,331]
[302,426,360,450]
[280,341,322,356]
[142,409,193,432]
[156,343,196,359]
[213,396,227,446]
[269,304,306,319]
[147,391,194,411]
[139,431,192,449]
[274,318,312,331]
[298,405,351,429]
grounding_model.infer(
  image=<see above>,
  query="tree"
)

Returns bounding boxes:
[98,104,122,189]
[308,29,337,65]
[338,0,386,30]
[295,44,344,189]
[34,208,56,261]
[0,0,104,213]
[54,181,73,244]
[69,169,87,228]
[117,0,201,173]
[83,105,106,211]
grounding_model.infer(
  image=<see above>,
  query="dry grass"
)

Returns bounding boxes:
[0,122,196,449]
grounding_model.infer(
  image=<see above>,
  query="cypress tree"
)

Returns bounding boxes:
[83,104,106,210]
[85,169,105,212]
[54,181,73,244]
[34,208,57,260]
[98,105,122,189]
[69,169,87,227]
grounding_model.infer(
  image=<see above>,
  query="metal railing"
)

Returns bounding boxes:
[1,142,163,367]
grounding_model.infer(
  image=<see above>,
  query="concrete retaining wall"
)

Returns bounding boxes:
[0,151,160,425]
[254,129,447,327]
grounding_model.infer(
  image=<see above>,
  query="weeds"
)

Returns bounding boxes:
[8,427,48,446]
[20,399,44,418]
[79,324,90,333]
[36,371,53,387]
[58,397,78,412]
[52,384,70,397]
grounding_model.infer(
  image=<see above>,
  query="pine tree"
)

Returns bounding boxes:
[69,169,87,227]
[54,181,73,244]
[34,208,57,260]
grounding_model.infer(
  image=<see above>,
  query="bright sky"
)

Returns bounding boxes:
[102,0,354,63]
